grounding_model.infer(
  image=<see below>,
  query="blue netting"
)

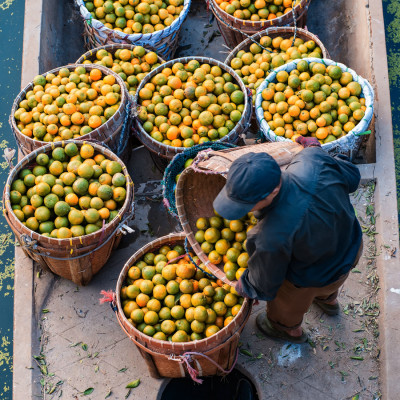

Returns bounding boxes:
[162,142,237,218]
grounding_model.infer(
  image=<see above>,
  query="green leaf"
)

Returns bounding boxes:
[126,379,140,389]
[352,395,360,400]
[239,349,253,357]
[42,309,50,314]
[105,389,112,399]
[81,343,88,351]
[118,367,128,373]
[83,388,94,395]
[350,356,364,361]
[94,365,99,373]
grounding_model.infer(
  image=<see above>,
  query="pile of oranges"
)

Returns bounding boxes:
[137,60,246,148]
[260,61,366,143]
[14,67,122,142]
[84,0,185,34]
[229,35,323,101]
[121,245,244,342]
[9,143,128,239]
[195,212,257,281]
[81,46,162,96]
[217,0,301,21]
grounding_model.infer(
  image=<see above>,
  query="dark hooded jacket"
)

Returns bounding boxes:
[240,147,362,301]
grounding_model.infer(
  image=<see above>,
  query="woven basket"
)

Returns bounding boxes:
[255,57,375,160]
[75,0,191,60]
[176,141,302,285]
[3,140,135,286]
[209,0,311,49]
[163,142,236,218]
[224,27,330,130]
[76,44,166,157]
[115,232,252,378]
[75,43,166,72]
[133,56,253,161]
[10,64,131,161]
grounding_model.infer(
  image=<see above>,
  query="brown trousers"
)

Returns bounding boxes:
[267,242,363,332]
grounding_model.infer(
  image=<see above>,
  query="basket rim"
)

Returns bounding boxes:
[10,63,129,148]
[224,26,331,65]
[254,57,375,151]
[133,56,252,155]
[75,0,191,41]
[175,167,235,285]
[75,43,166,64]
[210,0,309,28]
[115,232,252,351]
[3,139,134,245]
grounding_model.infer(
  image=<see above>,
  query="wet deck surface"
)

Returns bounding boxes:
[0,0,24,397]
[3,0,398,398]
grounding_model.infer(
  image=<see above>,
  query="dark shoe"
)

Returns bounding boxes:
[255,313,308,344]
[314,300,340,316]
[234,378,255,400]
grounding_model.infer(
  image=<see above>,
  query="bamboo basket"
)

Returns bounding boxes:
[115,233,252,378]
[163,142,236,218]
[209,0,311,49]
[255,58,375,159]
[133,56,252,161]
[3,140,135,286]
[224,27,330,131]
[176,141,302,285]
[10,64,131,161]
[224,27,331,68]
[75,0,191,60]
[75,43,165,71]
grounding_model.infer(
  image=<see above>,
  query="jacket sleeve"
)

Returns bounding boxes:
[240,244,291,301]
[333,154,361,193]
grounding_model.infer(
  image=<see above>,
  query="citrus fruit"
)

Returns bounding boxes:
[120,243,245,342]
[138,60,245,148]
[15,67,122,142]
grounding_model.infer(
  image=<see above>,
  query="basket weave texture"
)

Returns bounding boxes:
[133,56,253,161]
[210,0,311,49]
[255,57,375,159]
[224,26,330,128]
[162,142,236,218]
[75,0,191,60]
[176,142,302,285]
[115,233,252,378]
[3,140,135,286]
[10,64,131,159]
[224,26,331,67]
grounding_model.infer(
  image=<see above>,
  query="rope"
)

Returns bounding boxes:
[189,149,229,175]
[171,348,239,383]
[101,290,239,384]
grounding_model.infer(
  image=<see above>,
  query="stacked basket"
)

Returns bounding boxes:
[209,0,311,49]
[75,0,191,60]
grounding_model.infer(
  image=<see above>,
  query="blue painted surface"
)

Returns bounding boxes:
[0,0,24,398]
[382,0,400,223]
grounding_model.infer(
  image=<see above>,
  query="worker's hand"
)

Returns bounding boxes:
[295,136,321,148]
[235,278,249,299]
